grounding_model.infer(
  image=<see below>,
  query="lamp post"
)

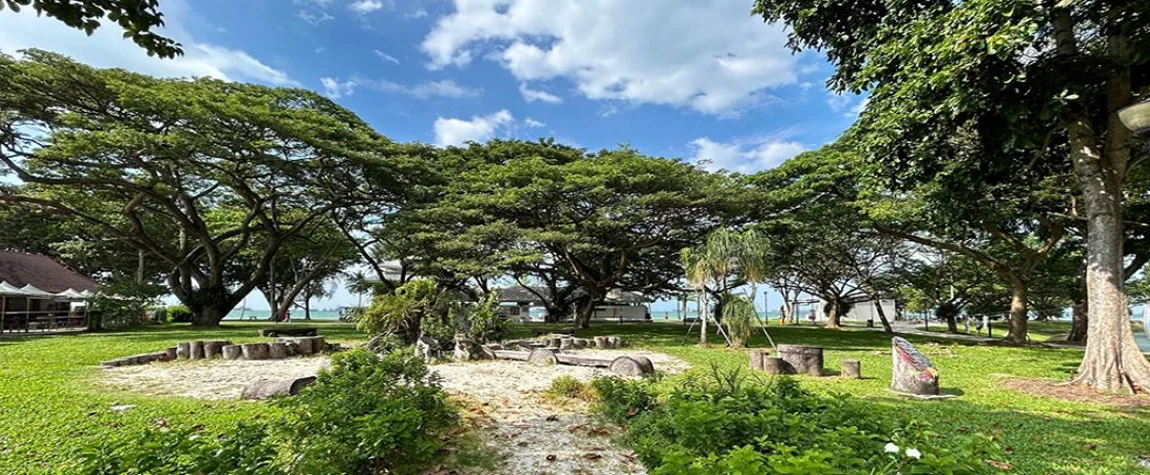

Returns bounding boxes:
[1120,99,1150,340]
[1118,99,1150,154]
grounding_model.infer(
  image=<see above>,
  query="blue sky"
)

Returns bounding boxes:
[0,0,865,311]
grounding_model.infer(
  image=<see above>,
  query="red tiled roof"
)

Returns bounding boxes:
[0,251,97,293]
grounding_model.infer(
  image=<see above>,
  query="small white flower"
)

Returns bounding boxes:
[905,448,922,459]
[884,442,900,454]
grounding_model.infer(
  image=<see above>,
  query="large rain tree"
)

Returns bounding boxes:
[755,0,1150,390]
[0,50,402,325]
[433,145,732,328]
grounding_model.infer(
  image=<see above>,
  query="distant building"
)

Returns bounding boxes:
[837,299,898,323]
[0,251,97,333]
[493,286,652,323]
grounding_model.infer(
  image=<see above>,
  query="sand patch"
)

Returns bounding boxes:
[429,349,686,475]
[100,357,330,400]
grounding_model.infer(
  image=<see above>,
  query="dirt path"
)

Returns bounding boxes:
[430,349,687,475]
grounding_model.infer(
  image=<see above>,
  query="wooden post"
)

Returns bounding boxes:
[190,341,206,359]
[176,342,191,359]
[269,342,289,359]
[222,345,243,360]
[241,376,316,400]
[241,343,271,360]
[749,349,768,371]
[841,359,861,379]
[528,348,558,366]
[203,340,231,359]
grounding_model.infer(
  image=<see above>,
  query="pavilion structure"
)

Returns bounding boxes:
[0,251,96,334]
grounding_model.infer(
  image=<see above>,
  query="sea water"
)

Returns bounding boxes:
[224,309,344,321]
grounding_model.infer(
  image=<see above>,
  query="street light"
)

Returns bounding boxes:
[1118,99,1150,138]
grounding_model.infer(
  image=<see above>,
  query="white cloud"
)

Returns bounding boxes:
[0,1,297,86]
[827,92,869,118]
[524,118,545,128]
[406,9,429,19]
[297,9,334,25]
[689,137,806,174]
[350,0,385,14]
[518,83,562,103]
[402,79,477,98]
[434,110,514,146]
[322,76,480,99]
[320,77,357,98]
[421,0,802,115]
[373,49,400,64]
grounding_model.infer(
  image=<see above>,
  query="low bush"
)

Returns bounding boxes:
[69,348,458,475]
[465,292,508,343]
[70,423,277,475]
[593,366,1001,475]
[547,375,595,401]
[273,349,459,474]
[166,305,194,323]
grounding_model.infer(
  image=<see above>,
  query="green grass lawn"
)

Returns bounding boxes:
[1,321,1148,474]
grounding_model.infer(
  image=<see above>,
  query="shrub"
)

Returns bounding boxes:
[595,365,1000,475]
[69,423,278,475]
[70,348,458,475]
[166,305,194,323]
[271,348,458,475]
[547,376,594,401]
[465,292,508,343]
[720,295,757,348]
[357,280,447,343]
[591,374,659,423]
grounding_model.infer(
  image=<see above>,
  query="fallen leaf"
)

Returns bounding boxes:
[589,427,612,436]
[582,453,603,460]
[986,459,1013,470]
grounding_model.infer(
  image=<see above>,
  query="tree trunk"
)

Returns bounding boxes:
[191,302,231,327]
[698,292,709,346]
[945,314,958,333]
[1005,279,1029,344]
[1057,10,1150,393]
[874,297,894,333]
[1069,297,1088,342]
[824,299,841,329]
[574,297,598,329]
[1069,192,1150,391]
[304,296,311,320]
[543,302,570,323]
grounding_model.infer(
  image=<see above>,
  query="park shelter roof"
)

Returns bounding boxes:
[0,251,97,294]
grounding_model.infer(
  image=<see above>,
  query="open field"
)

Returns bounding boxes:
[1,321,1148,474]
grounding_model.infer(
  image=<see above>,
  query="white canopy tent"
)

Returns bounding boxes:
[0,282,92,333]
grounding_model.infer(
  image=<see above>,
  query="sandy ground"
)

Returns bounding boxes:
[100,357,331,400]
[998,376,1150,410]
[430,349,687,475]
[99,348,689,474]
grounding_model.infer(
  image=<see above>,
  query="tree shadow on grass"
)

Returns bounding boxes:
[865,397,1150,474]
